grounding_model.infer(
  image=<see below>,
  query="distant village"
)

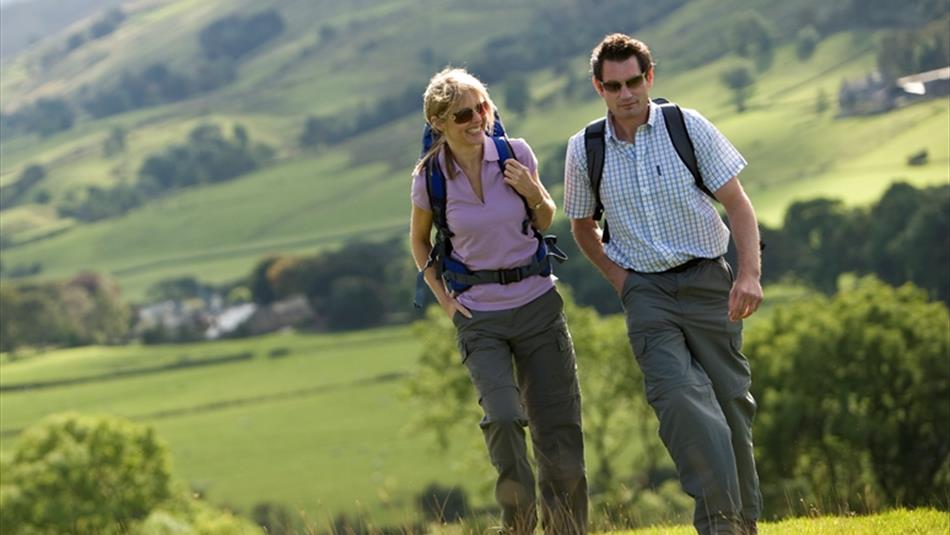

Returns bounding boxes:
[135,293,317,343]
[838,66,950,116]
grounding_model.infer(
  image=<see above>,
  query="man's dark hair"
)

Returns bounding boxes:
[590,33,654,80]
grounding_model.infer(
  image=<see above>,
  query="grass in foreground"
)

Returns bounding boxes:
[601,507,947,535]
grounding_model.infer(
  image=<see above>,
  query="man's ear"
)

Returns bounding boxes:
[591,76,604,97]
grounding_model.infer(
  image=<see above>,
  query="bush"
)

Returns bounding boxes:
[747,277,950,513]
[199,9,285,61]
[416,483,469,523]
[907,148,928,166]
[1,413,173,534]
[796,25,820,60]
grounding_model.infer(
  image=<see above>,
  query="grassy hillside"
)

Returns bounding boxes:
[0,325,501,526]
[1,0,947,302]
[0,0,125,60]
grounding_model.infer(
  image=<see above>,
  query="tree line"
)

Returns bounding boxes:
[0,272,130,353]
[57,123,273,222]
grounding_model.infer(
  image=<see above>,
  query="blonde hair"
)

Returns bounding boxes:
[412,67,496,179]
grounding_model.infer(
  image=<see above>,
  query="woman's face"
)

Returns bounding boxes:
[434,90,489,151]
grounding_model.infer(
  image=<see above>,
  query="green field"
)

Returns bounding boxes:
[0,325,499,526]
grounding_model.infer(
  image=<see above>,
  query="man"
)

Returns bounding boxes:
[563,34,763,535]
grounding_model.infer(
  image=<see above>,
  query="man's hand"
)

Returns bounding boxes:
[607,264,628,295]
[728,273,762,321]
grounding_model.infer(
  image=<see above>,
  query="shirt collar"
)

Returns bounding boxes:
[482,134,499,162]
[440,134,496,171]
[604,101,659,143]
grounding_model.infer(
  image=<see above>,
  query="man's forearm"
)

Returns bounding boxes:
[715,178,761,280]
[727,201,761,279]
[571,219,626,284]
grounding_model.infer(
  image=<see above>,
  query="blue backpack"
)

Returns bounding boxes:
[413,111,566,308]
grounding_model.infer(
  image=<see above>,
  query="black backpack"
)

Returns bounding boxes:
[583,97,711,243]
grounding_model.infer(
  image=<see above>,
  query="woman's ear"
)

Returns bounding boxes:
[429,115,445,133]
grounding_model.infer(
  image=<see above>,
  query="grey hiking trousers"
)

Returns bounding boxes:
[621,258,762,535]
[454,287,587,535]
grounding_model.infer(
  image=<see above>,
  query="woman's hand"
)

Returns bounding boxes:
[503,158,543,205]
[441,295,473,321]
[504,158,555,230]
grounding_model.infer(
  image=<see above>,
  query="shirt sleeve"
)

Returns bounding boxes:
[410,169,431,211]
[563,130,595,219]
[683,109,747,193]
[509,138,539,174]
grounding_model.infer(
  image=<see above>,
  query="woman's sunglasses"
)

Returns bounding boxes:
[451,101,489,124]
[600,72,649,93]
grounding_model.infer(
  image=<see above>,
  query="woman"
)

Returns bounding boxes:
[409,67,587,535]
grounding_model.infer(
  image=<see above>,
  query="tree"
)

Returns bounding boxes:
[199,9,285,61]
[746,277,950,513]
[815,88,829,114]
[30,98,75,137]
[0,163,47,209]
[0,273,129,351]
[1,413,173,534]
[779,198,860,292]
[505,74,530,115]
[0,282,64,352]
[299,115,340,147]
[88,8,125,39]
[249,256,282,304]
[720,61,756,113]
[0,284,23,352]
[102,126,127,157]
[796,25,820,60]
[325,275,386,330]
[731,11,775,71]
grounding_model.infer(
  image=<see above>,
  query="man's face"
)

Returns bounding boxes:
[593,57,653,123]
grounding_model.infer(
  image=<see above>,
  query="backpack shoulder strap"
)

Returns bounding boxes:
[584,118,607,218]
[425,157,449,235]
[583,118,609,242]
[493,135,533,235]
[492,135,513,173]
[654,98,714,199]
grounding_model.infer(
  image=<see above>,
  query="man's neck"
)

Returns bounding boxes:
[610,107,650,143]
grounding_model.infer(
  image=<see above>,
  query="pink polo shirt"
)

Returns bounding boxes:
[411,136,556,311]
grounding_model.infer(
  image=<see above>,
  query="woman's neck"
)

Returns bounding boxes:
[447,139,483,170]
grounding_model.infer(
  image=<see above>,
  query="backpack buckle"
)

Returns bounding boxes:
[498,268,523,285]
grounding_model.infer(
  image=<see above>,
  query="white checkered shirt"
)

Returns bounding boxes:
[564,101,747,272]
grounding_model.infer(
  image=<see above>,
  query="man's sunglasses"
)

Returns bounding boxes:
[451,101,489,124]
[600,72,649,93]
